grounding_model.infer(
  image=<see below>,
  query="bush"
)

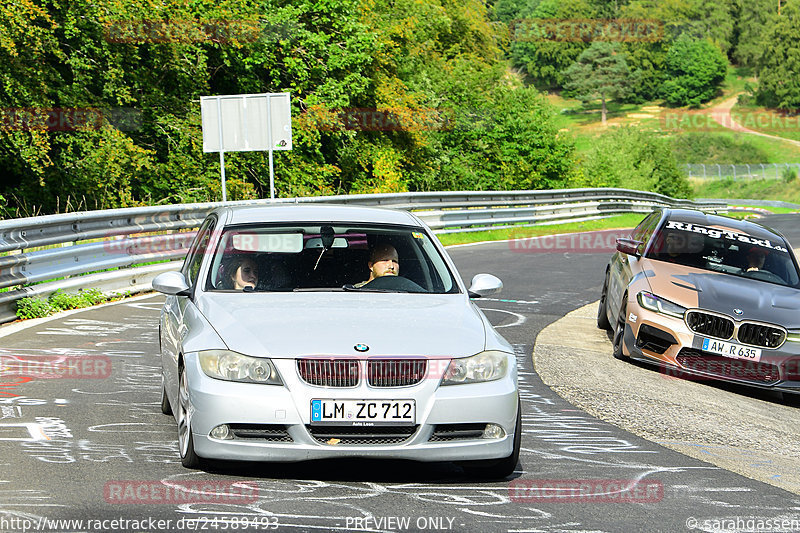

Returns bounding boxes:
[574,127,692,199]
[659,36,727,107]
[14,288,109,321]
[48,290,92,311]
[782,166,798,183]
[671,133,769,164]
[80,288,106,305]
[16,298,55,320]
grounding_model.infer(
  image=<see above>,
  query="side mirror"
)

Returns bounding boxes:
[152,271,191,296]
[468,273,503,298]
[616,238,643,257]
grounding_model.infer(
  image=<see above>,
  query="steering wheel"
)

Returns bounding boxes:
[359,275,426,292]
[744,269,786,285]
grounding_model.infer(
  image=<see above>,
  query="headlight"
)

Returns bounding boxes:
[637,291,686,319]
[197,350,283,384]
[787,331,800,343]
[441,351,510,385]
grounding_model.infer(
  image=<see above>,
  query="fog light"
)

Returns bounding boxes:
[482,424,505,439]
[210,424,233,440]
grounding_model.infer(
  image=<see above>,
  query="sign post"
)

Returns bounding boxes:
[201,92,292,201]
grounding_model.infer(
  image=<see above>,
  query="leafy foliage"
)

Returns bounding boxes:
[574,127,692,199]
[671,133,770,164]
[659,36,727,107]
[510,0,596,87]
[15,297,55,320]
[15,288,109,320]
[755,1,800,111]
[1,0,585,213]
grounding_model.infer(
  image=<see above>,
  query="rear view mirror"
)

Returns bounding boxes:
[231,233,303,253]
[305,237,348,249]
[616,238,643,257]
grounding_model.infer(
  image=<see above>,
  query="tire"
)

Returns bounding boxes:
[177,366,203,468]
[463,399,522,479]
[160,374,172,415]
[612,295,629,361]
[597,272,612,331]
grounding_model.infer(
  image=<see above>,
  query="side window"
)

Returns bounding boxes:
[182,218,216,287]
[633,212,660,255]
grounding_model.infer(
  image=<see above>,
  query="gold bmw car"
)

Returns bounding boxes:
[598,208,800,394]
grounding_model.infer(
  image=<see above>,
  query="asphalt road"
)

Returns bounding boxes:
[0,214,798,533]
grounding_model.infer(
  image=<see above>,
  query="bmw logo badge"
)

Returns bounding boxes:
[733,308,743,316]
[354,343,369,352]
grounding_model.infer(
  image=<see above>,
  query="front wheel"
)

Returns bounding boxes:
[462,399,522,479]
[597,272,612,331]
[160,374,172,415]
[177,366,203,468]
[612,295,629,361]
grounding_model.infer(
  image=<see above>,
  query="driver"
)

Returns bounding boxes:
[354,243,399,288]
[746,247,768,272]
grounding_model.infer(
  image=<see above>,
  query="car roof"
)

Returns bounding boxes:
[213,204,422,227]
[662,208,785,241]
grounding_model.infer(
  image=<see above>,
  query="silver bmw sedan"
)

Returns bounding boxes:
[152,204,520,477]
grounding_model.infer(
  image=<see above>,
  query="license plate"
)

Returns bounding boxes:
[702,338,762,361]
[310,399,415,426]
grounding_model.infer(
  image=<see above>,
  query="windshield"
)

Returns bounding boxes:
[205,223,459,294]
[646,220,800,288]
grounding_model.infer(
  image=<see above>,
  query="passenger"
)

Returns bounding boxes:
[222,255,258,290]
[355,243,399,288]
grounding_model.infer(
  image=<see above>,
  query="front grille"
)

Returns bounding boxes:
[298,359,360,387]
[737,322,786,348]
[686,311,734,340]
[429,424,486,442]
[676,349,780,384]
[367,359,427,387]
[307,425,418,445]
[229,424,293,442]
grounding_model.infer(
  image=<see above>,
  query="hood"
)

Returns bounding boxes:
[641,259,800,327]
[194,292,487,358]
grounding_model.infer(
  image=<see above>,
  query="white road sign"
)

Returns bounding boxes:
[201,93,292,153]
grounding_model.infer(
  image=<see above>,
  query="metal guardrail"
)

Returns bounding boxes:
[0,188,726,324]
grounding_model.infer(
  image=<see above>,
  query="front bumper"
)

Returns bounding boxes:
[183,353,519,462]
[622,299,800,394]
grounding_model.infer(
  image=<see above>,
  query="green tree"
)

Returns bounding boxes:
[659,35,727,106]
[732,0,776,66]
[563,42,632,124]
[620,0,735,102]
[755,1,800,110]
[510,0,597,87]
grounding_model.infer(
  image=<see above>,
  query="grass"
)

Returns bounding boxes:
[691,176,800,205]
[546,64,800,164]
[438,213,645,246]
[729,102,800,143]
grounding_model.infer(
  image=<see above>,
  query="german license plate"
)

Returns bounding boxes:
[702,338,762,362]
[310,399,415,425]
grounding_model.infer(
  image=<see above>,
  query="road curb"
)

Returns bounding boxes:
[533,302,800,495]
